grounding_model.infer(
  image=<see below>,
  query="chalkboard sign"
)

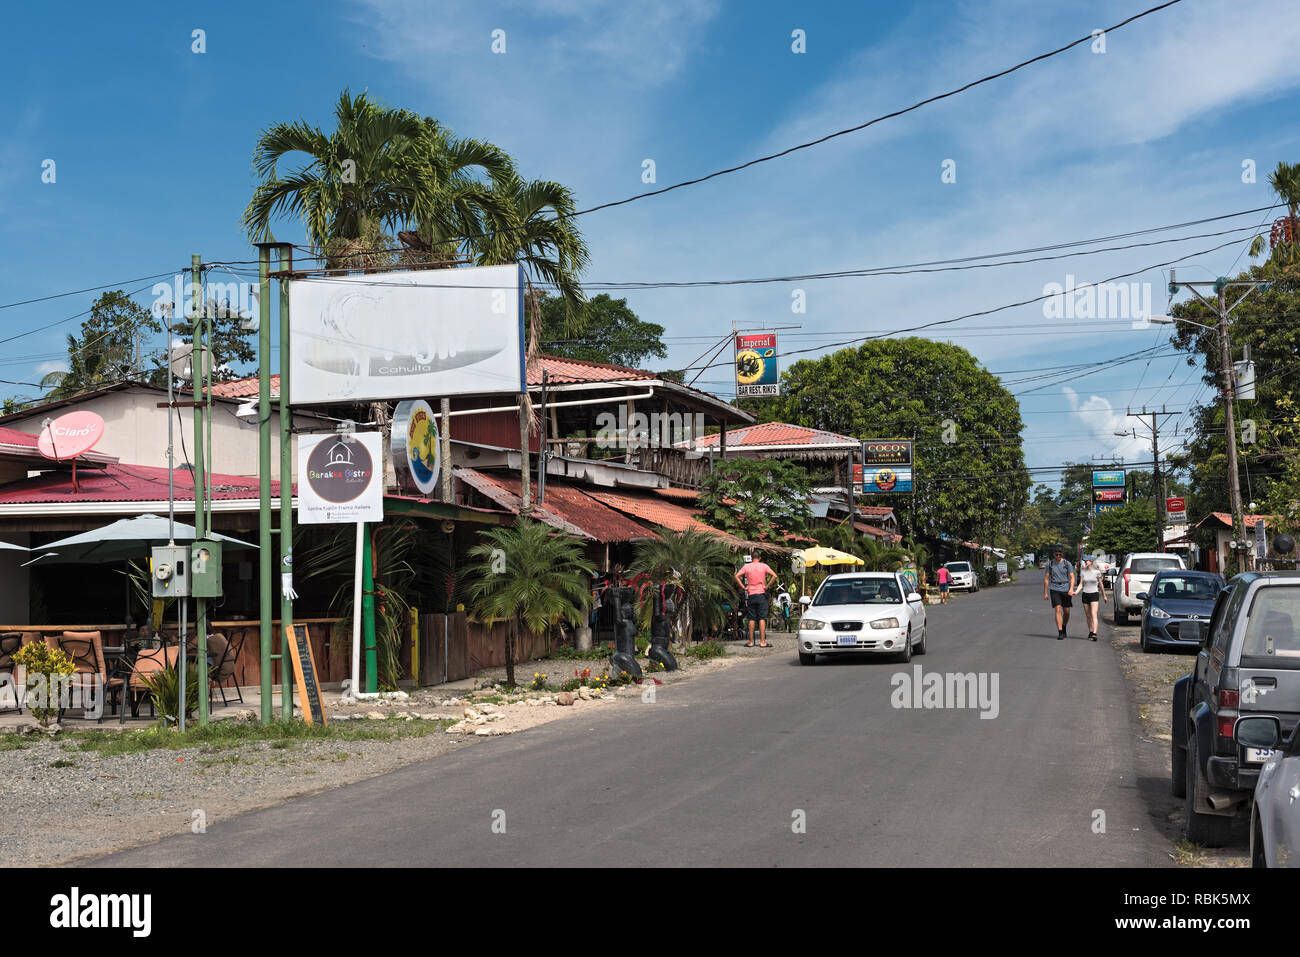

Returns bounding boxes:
[287,623,327,726]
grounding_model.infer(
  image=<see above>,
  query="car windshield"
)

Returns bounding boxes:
[814,578,902,606]
[1151,576,1222,601]
[946,563,971,573]
[1131,558,1182,574]
[1241,587,1300,661]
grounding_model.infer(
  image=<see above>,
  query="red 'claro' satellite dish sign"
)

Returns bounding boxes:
[38,411,106,461]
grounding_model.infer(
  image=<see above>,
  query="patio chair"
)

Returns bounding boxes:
[0,633,22,713]
[127,645,179,719]
[57,631,126,725]
[209,631,245,706]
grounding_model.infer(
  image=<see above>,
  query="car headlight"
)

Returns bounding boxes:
[870,618,900,630]
[800,618,827,631]
[1149,606,1171,619]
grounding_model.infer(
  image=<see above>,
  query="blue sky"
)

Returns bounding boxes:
[2,0,1299,491]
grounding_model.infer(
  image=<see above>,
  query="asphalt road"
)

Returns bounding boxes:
[91,577,1170,867]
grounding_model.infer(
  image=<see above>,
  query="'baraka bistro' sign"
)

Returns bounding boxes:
[297,431,385,525]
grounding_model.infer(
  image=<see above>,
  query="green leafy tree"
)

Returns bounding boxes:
[539,293,666,368]
[465,519,594,686]
[628,527,737,640]
[699,458,813,544]
[766,338,1030,545]
[1086,501,1159,557]
[42,290,162,398]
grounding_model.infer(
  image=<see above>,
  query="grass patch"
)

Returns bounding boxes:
[546,645,613,661]
[0,737,33,751]
[50,758,76,768]
[64,716,452,756]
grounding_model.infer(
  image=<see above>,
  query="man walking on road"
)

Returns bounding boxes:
[1044,546,1076,640]
[735,554,778,648]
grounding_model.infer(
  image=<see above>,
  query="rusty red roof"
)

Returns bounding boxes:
[690,422,857,450]
[0,462,279,506]
[455,468,657,543]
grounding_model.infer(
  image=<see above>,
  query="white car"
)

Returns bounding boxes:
[797,571,927,666]
[1114,552,1186,624]
[944,561,979,592]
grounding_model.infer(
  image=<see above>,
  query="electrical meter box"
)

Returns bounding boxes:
[190,539,224,598]
[151,545,191,597]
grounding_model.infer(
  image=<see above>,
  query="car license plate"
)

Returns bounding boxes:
[836,635,858,646]
[1245,747,1280,764]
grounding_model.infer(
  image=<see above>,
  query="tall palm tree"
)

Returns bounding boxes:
[1268,161,1300,264]
[242,90,514,269]
[475,173,589,355]
[465,519,594,686]
[628,527,737,642]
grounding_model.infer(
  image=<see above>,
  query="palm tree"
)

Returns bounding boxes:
[628,527,737,642]
[475,173,589,355]
[465,519,595,686]
[1268,161,1300,264]
[243,90,515,269]
[859,537,907,572]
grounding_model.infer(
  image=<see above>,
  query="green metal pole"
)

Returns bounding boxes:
[362,527,377,693]
[278,246,294,719]
[257,246,273,723]
[192,254,209,725]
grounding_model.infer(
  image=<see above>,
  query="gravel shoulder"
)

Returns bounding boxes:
[0,645,748,867]
[1107,612,1249,867]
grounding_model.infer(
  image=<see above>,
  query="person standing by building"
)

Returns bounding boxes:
[936,564,951,604]
[735,554,778,648]
[1043,546,1076,640]
[1073,557,1107,641]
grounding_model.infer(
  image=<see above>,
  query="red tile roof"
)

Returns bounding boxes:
[0,462,279,506]
[528,355,657,385]
[455,468,656,543]
[856,505,895,518]
[689,422,857,450]
[211,376,279,399]
[1205,512,1277,529]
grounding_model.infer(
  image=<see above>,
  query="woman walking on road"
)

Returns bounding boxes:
[1074,557,1108,642]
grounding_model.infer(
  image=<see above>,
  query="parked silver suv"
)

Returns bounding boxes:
[1114,552,1185,624]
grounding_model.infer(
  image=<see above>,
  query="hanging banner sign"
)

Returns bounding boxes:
[734,333,779,397]
[297,431,384,525]
[1092,469,1126,488]
[854,465,913,494]
[392,399,440,495]
[861,439,913,467]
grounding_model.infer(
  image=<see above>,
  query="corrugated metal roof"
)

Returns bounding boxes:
[690,422,858,449]
[455,468,656,543]
[0,462,279,505]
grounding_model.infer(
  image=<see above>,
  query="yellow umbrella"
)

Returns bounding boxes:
[792,547,864,609]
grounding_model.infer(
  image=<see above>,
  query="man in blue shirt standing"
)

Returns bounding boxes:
[1043,546,1076,640]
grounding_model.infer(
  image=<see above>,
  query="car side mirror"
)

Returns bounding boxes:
[907,592,922,603]
[1137,592,1149,602]
[1235,715,1281,750]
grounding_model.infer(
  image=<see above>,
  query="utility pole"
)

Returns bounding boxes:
[1126,407,1181,555]
[255,243,273,723]
[1167,271,1270,573]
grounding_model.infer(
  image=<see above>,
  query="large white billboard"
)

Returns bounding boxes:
[288,264,525,404]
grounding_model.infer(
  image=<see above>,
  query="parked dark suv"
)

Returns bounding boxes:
[1172,572,1300,845]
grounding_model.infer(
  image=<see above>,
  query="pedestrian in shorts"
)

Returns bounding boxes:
[1073,557,1108,641]
[1043,546,1076,640]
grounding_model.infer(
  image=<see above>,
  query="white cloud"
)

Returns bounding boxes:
[34,360,67,379]
[1062,386,1151,461]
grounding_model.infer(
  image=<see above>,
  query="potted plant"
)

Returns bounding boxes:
[12,642,75,729]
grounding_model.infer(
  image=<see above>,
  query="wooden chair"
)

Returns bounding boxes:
[57,631,126,725]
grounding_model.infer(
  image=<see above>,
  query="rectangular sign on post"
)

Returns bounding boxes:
[861,440,913,467]
[734,333,779,397]
[854,464,913,494]
[1166,496,1187,524]
[298,431,384,525]
[288,264,525,404]
[1094,488,1125,503]
[1095,502,1123,515]
[1092,469,1126,488]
